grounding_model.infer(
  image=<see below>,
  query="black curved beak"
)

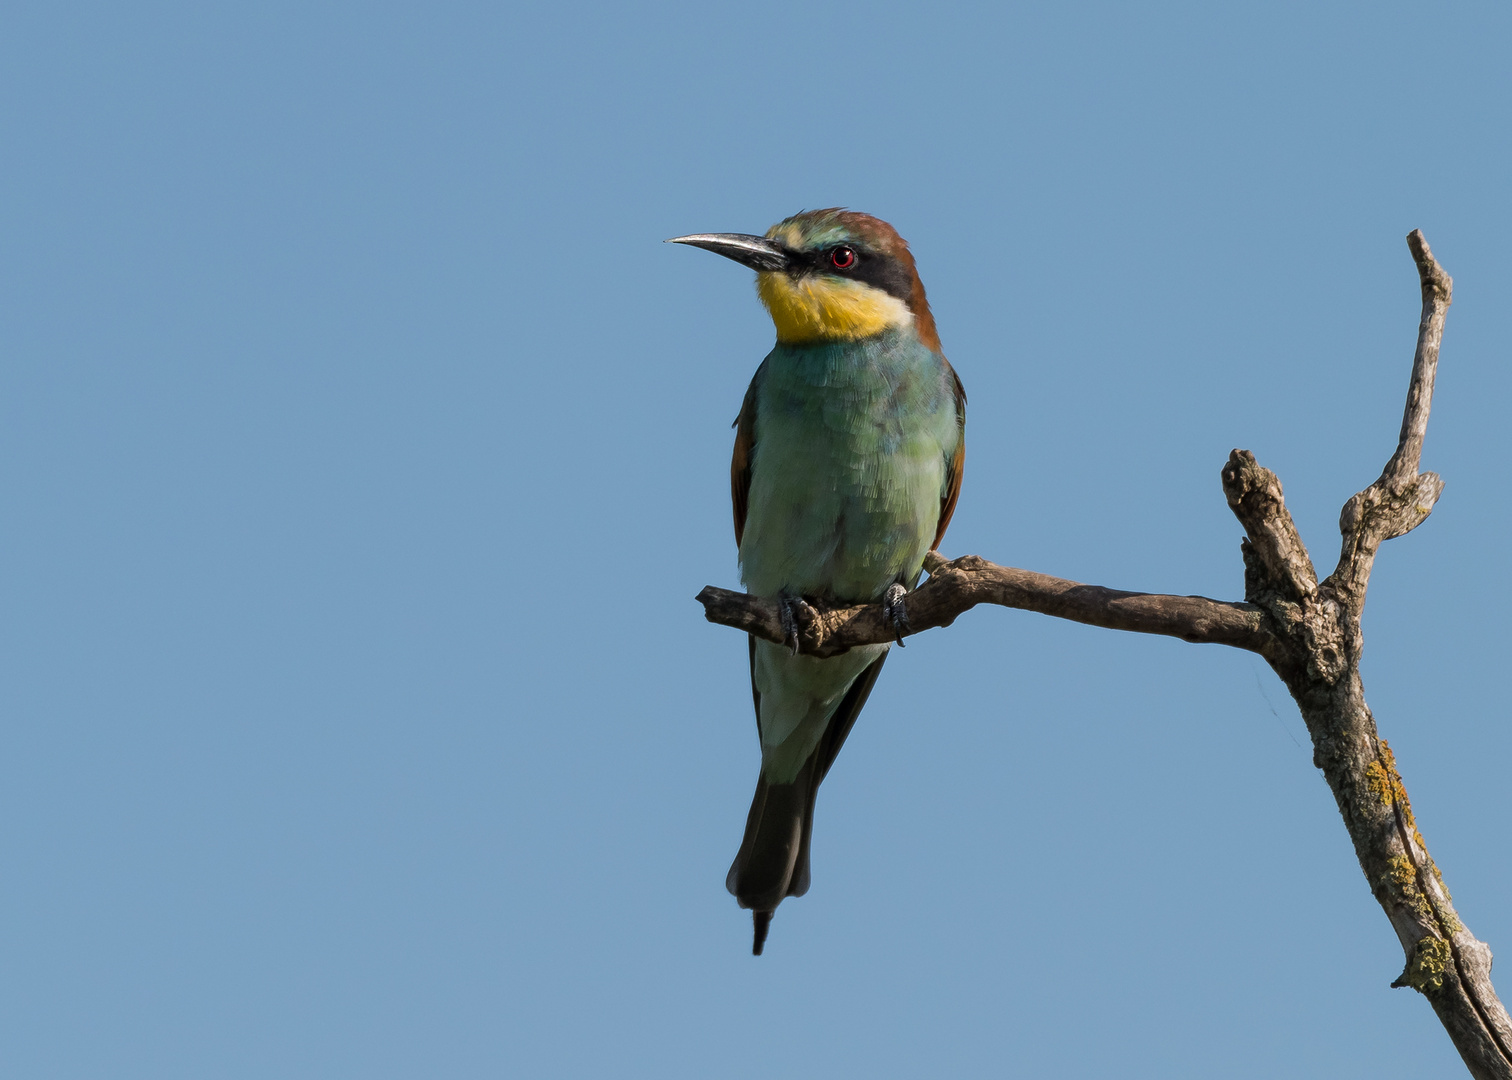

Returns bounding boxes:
[665,232,791,273]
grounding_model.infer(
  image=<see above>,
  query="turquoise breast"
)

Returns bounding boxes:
[738,329,960,603]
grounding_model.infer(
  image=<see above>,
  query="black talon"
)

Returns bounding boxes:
[778,593,806,656]
[882,583,910,646]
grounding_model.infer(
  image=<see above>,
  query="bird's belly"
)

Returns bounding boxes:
[739,426,945,602]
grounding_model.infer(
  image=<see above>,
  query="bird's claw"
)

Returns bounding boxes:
[882,583,910,647]
[778,593,811,656]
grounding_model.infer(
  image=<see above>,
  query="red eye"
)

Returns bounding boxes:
[830,246,856,270]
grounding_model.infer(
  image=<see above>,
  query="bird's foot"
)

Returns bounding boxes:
[882,583,910,647]
[777,593,813,657]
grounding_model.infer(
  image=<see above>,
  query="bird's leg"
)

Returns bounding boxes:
[882,583,909,647]
[777,592,813,657]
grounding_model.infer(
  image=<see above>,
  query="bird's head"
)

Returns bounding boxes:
[668,209,940,351]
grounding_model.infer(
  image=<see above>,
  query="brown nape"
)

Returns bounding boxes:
[907,270,942,353]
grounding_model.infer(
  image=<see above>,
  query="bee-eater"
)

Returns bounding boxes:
[671,210,965,955]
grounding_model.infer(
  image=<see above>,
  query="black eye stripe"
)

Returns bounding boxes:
[787,244,913,304]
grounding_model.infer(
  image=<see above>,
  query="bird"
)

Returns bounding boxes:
[669,210,966,955]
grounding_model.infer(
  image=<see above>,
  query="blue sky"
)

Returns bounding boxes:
[3,2,1510,1076]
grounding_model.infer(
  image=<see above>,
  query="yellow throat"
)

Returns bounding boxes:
[756,272,914,344]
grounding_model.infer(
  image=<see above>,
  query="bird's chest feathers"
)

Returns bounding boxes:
[757,272,915,344]
[760,344,933,453]
[739,338,955,600]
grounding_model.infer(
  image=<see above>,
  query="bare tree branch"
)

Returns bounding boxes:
[1222,450,1318,600]
[1279,233,1511,1079]
[1386,230,1454,486]
[1329,230,1451,607]
[694,231,1510,1077]
[697,558,1274,659]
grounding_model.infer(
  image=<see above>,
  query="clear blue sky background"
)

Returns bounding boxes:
[3,2,1509,1077]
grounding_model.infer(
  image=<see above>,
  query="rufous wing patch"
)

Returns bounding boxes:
[932,362,967,551]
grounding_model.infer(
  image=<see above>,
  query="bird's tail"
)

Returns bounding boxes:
[726,755,821,955]
[727,644,890,955]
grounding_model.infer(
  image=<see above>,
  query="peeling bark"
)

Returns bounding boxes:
[694,232,1510,1078]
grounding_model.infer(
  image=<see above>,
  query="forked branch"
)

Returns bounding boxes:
[696,232,1510,1077]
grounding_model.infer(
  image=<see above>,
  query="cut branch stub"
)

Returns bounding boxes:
[1221,449,1317,602]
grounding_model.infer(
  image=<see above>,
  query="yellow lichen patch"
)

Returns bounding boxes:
[756,271,914,344]
[1379,741,1410,802]
[1371,740,1418,827]
[1386,854,1417,889]
[1364,760,1394,804]
[1398,936,1453,996]
[1383,854,1432,918]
